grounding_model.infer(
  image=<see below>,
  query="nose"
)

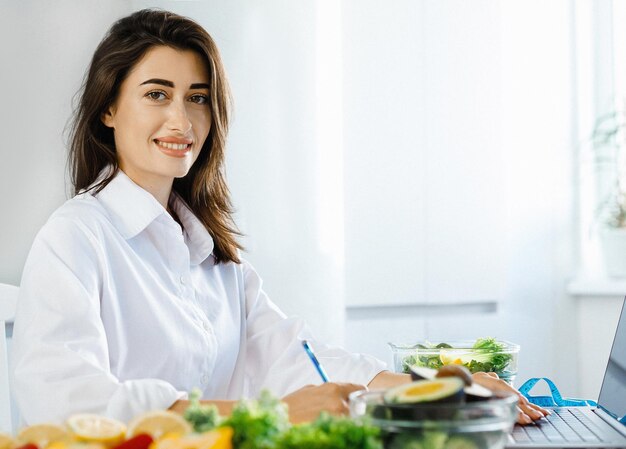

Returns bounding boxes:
[166,100,192,134]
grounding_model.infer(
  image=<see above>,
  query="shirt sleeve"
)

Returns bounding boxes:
[241,259,387,397]
[12,215,187,425]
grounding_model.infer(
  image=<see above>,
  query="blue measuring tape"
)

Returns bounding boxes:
[518,377,597,407]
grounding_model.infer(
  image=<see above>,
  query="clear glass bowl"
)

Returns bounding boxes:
[388,340,520,385]
[349,390,517,449]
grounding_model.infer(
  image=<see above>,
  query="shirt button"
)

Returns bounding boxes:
[180,275,186,285]
[201,374,209,384]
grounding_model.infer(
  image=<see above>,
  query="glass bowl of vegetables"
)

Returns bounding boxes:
[349,385,518,449]
[388,338,520,385]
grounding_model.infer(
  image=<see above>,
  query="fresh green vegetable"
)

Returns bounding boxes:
[401,354,421,373]
[422,430,447,449]
[402,344,444,373]
[401,337,512,375]
[277,412,382,449]
[388,433,425,449]
[444,435,480,449]
[466,337,512,374]
[387,431,481,449]
[183,388,221,433]
[387,430,448,449]
[221,390,290,449]
[182,390,383,449]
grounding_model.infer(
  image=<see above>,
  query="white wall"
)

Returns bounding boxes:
[0,0,128,285]
[1,1,589,397]
[341,0,579,394]
[500,0,578,392]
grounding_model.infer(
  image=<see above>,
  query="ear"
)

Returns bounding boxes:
[101,106,115,128]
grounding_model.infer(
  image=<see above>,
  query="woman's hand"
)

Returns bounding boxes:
[472,372,550,424]
[281,382,366,424]
[169,398,236,416]
[367,370,412,389]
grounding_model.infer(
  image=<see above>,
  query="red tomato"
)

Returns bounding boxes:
[15,444,39,449]
[111,434,153,449]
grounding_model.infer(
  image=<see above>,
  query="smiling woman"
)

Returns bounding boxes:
[10,8,400,426]
[67,9,238,264]
[100,46,212,207]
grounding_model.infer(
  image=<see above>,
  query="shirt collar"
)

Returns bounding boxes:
[169,192,215,265]
[94,170,215,265]
[95,170,165,240]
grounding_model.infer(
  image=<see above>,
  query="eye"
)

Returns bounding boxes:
[189,94,209,105]
[146,90,167,101]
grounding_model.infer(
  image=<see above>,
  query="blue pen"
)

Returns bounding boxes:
[302,339,329,383]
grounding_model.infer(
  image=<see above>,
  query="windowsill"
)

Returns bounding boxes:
[567,277,626,296]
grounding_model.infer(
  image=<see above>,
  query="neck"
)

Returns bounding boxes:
[150,184,173,210]
[118,168,173,210]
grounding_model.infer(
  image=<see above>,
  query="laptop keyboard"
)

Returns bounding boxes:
[512,408,622,444]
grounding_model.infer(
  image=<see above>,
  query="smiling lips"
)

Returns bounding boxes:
[154,138,192,157]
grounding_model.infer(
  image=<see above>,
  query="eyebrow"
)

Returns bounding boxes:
[139,78,210,90]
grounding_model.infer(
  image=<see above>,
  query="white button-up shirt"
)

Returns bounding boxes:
[12,170,386,425]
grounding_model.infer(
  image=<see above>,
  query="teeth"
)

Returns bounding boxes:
[156,140,189,150]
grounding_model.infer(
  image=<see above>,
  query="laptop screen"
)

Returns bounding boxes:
[597,297,626,422]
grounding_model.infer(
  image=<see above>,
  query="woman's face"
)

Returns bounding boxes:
[102,45,211,193]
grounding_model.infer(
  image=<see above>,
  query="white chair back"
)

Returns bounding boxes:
[0,283,18,434]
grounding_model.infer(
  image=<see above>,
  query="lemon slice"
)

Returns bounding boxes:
[439,349,470,365]
[0,433,16,449]
[48,442,106,449]
[46,442,67,449]
[17,424,69,448]
[66,414,126,446]
[127,410,191,441]
[68,443,108,449]
[191,427,233,449]
[208,426,233,449]
[149,434,183,449]
[151,428,232,449]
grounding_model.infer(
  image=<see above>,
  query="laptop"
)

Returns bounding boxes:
[506,296,626,448]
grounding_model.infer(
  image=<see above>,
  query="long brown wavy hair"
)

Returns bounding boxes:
[68,9,242,264]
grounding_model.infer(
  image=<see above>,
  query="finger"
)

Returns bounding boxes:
[514,392,550,417]
[520,405,545,420]
[527,401,550,416]
[519,402,549,419]
[472,371,499,381]
[339,383,368,397]
[535,405,551,416]
[473,376,507,393]
[515,395,547,420]
[340,399,350,415]
[528,402,550,416]
[516,406,533,425]
[327,398,350,416]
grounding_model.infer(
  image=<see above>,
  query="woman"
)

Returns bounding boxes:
[12,9,546,426]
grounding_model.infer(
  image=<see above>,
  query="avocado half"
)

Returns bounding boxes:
[408,365,494,402]
[384,377,465,404]
[409,366,438,381]
[380,378,465,421]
